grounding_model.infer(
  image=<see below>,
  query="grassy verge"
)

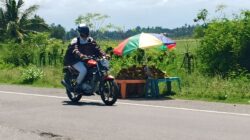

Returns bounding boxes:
[169,71,250,104]
[0,39,249,104]
[0,66,63,88]
[32,66,64,88]
[1,65,250,104]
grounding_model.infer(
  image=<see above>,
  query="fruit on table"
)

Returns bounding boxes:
[116,65,167,79]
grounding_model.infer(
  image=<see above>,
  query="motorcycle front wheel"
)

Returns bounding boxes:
[100,80,119,106]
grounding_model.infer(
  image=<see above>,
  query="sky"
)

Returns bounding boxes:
[24,0,250,31]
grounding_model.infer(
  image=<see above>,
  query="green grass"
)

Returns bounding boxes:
[31,66,64,88]
[175,39,200,53]
[0,66,63,88]
[171,71,250,104]
[0,67,21,84]
[0,39,250,104]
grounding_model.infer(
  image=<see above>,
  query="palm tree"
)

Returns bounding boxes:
[0,0,48,42]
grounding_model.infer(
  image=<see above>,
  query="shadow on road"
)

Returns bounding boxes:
[62,101,107,106]
[125,96,174,102]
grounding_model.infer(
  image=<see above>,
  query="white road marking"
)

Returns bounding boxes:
[1,90,250,117]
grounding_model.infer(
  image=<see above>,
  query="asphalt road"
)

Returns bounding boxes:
[0,85,250,140]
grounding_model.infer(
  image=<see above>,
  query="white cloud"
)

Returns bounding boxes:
[23,0,250,30]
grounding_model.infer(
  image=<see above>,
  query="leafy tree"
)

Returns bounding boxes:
[0,0,48,42]
[75,13,110,31]
[86,25,196,40]
[28,15,48,32]
[238,11,250,72]
[75,13,121,38]
[193,9,208,38]
[65,28,78,40]
[50,23,66,40]
[194,9,208,25]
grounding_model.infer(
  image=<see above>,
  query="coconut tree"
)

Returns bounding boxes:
[0,0,48,42]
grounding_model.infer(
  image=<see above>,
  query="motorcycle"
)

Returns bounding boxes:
[61,56,119,105]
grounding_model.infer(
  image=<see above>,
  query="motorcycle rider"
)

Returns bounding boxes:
[63,23,106,92]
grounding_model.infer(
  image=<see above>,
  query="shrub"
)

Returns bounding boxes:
[197,10,250,77]
[21,65,44,83]
[3,33,66,67]
[3,43,35,66]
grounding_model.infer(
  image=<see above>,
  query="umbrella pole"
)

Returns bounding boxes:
[143,53,147,65]
[143,53,152,79]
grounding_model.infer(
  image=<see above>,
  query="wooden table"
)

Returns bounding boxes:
[115,80,146,99]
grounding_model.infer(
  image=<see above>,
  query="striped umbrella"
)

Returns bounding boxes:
[113,33,176,56]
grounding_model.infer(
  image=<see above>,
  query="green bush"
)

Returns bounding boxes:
[238,11,250,71]
[21,65,44,83]
[2,33,66,67]
[3,43,35,66]
[197,10,250,77]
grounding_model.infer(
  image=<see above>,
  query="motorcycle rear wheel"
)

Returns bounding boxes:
[66,89,82,103]
[64,73,82,103]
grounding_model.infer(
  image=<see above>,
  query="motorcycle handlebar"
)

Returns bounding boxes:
[81,55,107,61]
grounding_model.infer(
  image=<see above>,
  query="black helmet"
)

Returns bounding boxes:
[77,24,89,36]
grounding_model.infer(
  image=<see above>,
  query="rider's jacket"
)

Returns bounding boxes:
[64,37,105,66]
